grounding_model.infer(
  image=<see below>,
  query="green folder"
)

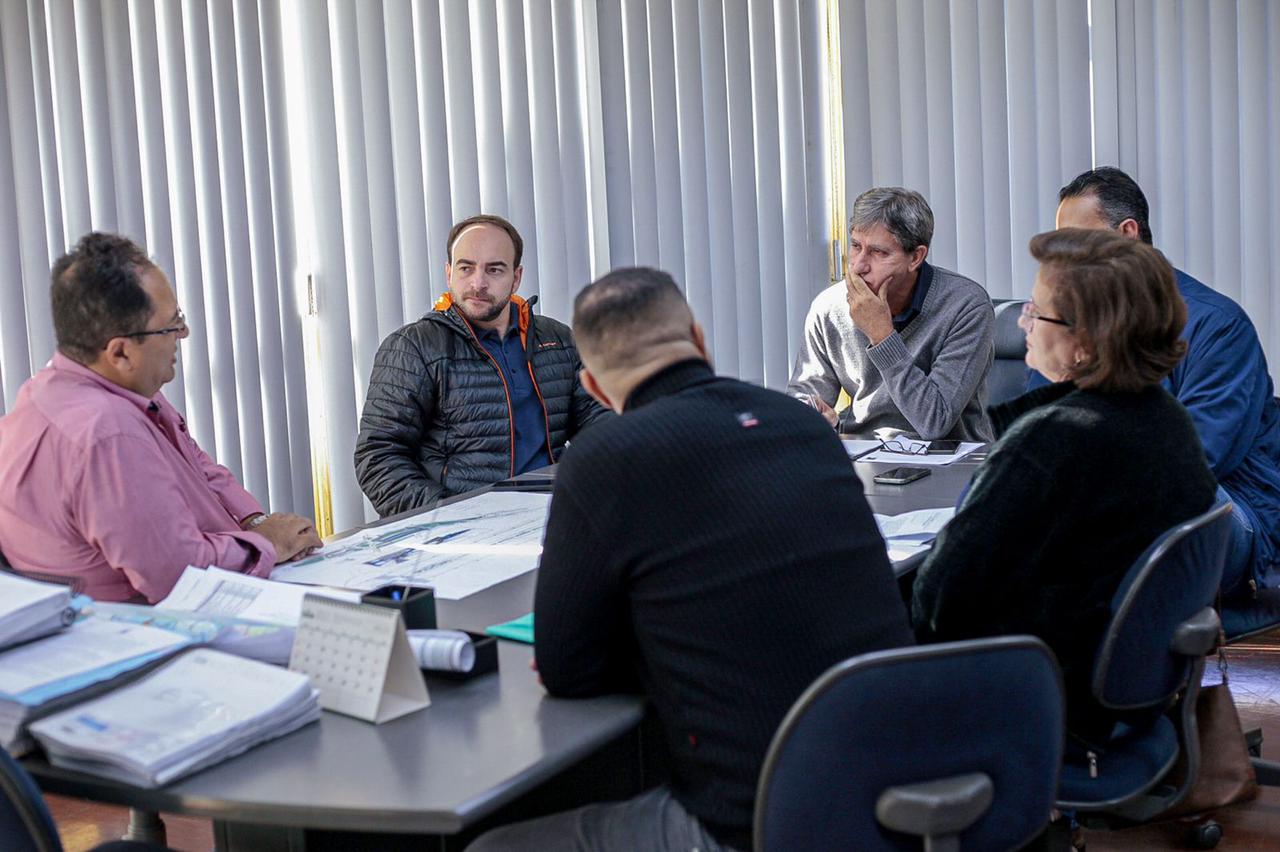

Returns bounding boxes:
[485,612,534,644]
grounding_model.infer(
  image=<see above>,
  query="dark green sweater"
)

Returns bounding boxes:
[535,359,913,849]
[912,382,1217,743]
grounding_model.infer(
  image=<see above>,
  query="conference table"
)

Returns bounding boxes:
[23,449,985,851]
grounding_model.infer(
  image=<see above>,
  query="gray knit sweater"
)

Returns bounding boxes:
[787,265,995,441]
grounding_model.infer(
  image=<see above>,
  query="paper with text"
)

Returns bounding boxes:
[270,492,551,599]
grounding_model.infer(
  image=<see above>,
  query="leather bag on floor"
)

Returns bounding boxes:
[1165,678,1259,818]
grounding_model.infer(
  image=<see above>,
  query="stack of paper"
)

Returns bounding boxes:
[874,507,958,562]
[31,649,320,787]
[90,601,297,667]
[158,566,361,625]
[0,573,75,650]
[0,620,191,753]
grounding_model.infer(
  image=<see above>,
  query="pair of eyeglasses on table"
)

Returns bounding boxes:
[879,440,927,456]
[877,438,965,456]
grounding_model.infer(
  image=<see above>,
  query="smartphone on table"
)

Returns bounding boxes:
[926,440,961,455]
[873,466,931,485]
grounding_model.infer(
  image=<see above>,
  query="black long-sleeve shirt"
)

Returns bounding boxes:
[912,382,1217,744]
[534,359,912,849]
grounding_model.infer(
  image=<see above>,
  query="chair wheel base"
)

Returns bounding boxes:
[1186,819,1222,849]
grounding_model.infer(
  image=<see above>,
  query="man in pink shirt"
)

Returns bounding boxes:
[0,232,321,602]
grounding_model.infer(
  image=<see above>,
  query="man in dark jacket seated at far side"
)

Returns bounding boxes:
[354,214,608,517]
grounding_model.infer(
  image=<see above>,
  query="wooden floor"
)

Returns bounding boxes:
[42,632,1280,851]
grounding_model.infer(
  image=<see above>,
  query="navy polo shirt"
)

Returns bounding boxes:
[476,306,551,474]
[892,261,933,331]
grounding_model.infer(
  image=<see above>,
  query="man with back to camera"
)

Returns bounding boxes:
[466,267,913,852]
[1046,166,1280,597]
[787,186,995,441]
[0,232,321,603]
[354,214,607,517]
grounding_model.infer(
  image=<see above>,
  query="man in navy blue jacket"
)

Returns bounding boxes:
[1039,167,1280,596]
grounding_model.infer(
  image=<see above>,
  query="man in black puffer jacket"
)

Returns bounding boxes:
[355,215,607,517]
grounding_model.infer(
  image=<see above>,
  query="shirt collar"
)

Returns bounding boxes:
[476,304,521,343]
[892,261,933,331]
[50,352,158,413]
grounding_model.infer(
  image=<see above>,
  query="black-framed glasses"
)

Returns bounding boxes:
[127,309,187,339]
[880,439,927,455]
[1019,301,1070,327]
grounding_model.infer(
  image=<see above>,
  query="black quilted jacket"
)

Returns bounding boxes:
[354,293,608,516]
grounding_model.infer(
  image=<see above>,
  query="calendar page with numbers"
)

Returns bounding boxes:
[289,595,429,722]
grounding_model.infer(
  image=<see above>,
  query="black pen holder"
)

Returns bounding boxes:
[362,584,437,630]
[424,631,500,682]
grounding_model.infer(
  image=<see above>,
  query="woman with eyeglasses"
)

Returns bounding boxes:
[910,227,1217,747]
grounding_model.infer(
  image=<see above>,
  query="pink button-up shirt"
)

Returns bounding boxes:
[0,354,277,602]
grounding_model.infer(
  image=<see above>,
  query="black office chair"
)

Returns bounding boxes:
[755,635,1064,852]
[985,300,1029,407]
[0,746,61,852]
[1056,501,1233,838]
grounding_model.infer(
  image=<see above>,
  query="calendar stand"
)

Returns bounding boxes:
[288,594,429,723]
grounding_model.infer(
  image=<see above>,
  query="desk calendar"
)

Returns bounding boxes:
[288,594,429,723]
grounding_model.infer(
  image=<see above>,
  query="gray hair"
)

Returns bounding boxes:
[849,187,934,252]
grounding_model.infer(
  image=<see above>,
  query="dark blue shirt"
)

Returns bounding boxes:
[893,261,933,331]
[476,306,551,474]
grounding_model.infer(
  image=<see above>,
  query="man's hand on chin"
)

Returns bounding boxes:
[845,273,894,345]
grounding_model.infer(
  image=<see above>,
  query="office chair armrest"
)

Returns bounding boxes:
[1170,607,1221,657]
[876,772,994,837]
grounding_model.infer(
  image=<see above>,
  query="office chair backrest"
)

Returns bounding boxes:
[986,300,1028,407]
[0,747,63,852]
[755,636,1064,852]
[1093,500,1233,710]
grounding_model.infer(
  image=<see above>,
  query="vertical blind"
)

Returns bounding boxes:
[0,0,312,518]
[2,0,1278,533]
[1089,0,1280,372]
[835,0,1093,298]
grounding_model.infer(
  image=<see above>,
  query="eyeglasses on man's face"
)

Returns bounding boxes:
[127,309,188,339]
[1018,301,1070,329]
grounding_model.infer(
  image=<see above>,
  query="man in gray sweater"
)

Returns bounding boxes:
[787,187,994,441]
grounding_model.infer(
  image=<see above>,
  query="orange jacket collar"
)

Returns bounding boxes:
[433,292,533,338]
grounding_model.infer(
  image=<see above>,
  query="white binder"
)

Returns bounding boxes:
[288,594,429,723]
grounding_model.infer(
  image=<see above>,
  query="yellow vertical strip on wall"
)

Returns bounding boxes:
[302,273,335,538]
[825,0,847,285]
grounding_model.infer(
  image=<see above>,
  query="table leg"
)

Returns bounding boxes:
[124,809,166,844]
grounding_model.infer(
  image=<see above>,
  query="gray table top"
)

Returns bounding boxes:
[25,451,980,833]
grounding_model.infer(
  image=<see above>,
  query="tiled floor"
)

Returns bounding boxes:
[42,632,1280,851]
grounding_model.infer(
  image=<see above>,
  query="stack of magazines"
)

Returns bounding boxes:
[0,573,76,650]
[30,649,320,786]
[0,619,191,754]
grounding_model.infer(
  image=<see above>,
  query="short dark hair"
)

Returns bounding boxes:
[1029,228,1185,392]
[849,187,934,252]
[51,232,156,363]
[1058,166,1154,245]
[573,267,693,371]
[446,214,524,268]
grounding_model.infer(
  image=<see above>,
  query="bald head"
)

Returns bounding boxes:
[572,268,707,411]
[573,268,698,371]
